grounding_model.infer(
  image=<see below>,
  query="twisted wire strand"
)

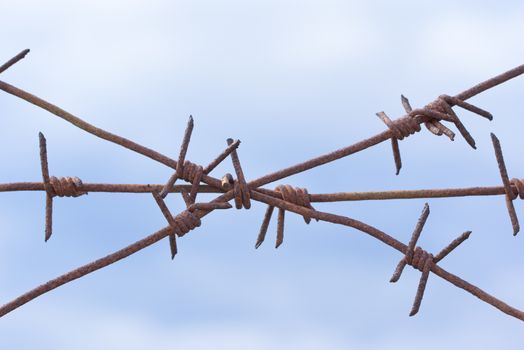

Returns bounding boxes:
[1,49,523,321]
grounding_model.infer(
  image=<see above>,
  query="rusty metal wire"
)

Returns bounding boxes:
[0,49,524,321]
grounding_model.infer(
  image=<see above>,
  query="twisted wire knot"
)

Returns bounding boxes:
[38,132,89,241]
[421,94,491,149]
[407,246,434,272]
[376,110,422,175]
[152,189,203,260]
[380,114,421,140]
[47,176,87,197]
[233,179,251,209]
[377,93,492,176]
[275,184,315,224]
[255,184,316,249]
[510,178,524,200]
[424,99,447,115]
[178,160,204,184]
[171,210,201,237]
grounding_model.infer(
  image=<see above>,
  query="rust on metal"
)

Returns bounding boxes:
[0,49,524,322]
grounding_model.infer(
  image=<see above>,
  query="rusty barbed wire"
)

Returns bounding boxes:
[0,49,524,321]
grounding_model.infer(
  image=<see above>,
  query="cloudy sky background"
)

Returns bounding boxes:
[1,0,524,348]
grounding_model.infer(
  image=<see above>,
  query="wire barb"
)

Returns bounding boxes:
[152,191,179,259]
[255,185,316,249]
[159,116,195,198]
[491,133,520,235]
[0,49,30,75]
[390,204,473,316]
[255,205,274,249]
[402,94,455,139]
[377,88,492,174]
[227,138,251,209]
[0,51,523,322]
[376,111,421,174]
[204,139,241,175]
[38,132,86,241]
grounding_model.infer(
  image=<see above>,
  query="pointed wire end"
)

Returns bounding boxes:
[226,138,234,145]
[513,225,520,236]
[395,167,401,176]
[171,253,177,260]
[464,230,472,239]
[464,134,477,149]
[389,275,400,283]
[44,233,51,242]
[490,132,500,145]
[255,240,263,249]
[229,139,241,150]
[409,308,419,317]
[0,49,32,75]
[275,240,283,249]
[38,131,46,143]
[423,202,430,215]
[400,94,413,113]
[188,115,194,125]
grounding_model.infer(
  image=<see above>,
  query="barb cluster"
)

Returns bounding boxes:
[376,92,492,175]
[389,204,472,316]
[0,49,523,323]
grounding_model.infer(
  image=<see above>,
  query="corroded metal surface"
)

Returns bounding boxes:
[0,49,523,321]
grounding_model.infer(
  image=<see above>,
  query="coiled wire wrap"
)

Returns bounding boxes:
[47,176,87,197]
[255,185,316,249]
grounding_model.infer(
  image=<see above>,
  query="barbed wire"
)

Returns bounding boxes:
[0,49,523,321]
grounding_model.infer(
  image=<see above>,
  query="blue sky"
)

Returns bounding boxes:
[1,0,524,348]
